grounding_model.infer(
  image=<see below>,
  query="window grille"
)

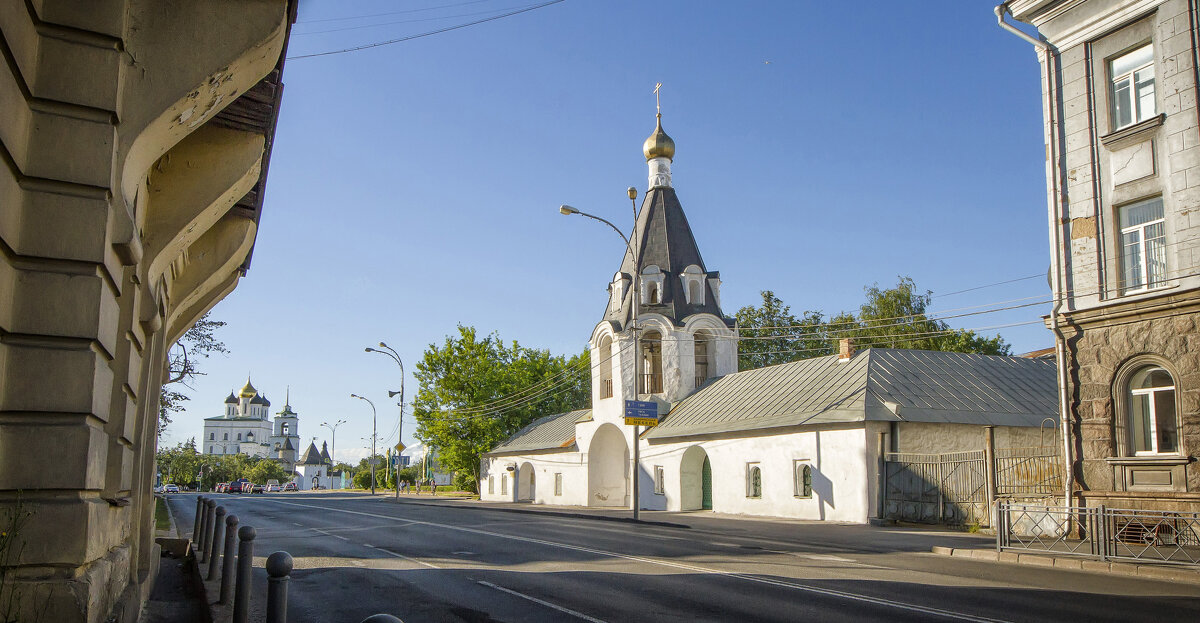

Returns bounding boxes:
[654,466,665,495]
[794,462,812,498]
[554,473,563,496]
[747,464,762,498]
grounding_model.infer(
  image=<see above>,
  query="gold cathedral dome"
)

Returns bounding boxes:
[642,113,675,161]
[239,377,257,398]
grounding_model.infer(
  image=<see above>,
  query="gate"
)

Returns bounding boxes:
[884,451,987,526]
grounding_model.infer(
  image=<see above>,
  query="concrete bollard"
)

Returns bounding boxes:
[265,551,293,623]
[360,616,404,623]
[233,525,256,623]
[220,514,239,604]
[193,496,205,544]
[197,498,211,562]
[201,498,216,563]
[207,506,227,581]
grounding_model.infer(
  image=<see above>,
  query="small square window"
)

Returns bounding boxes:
[794,461,813,498]
[653,466,665,495]
[746,463,762,498]
[554,473,563,496]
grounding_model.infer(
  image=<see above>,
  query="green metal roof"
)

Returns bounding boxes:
[644,348,1057,441]
[485,409,588,456]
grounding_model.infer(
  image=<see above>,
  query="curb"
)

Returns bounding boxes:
[931,546,1200,584]
[383,496,692,529]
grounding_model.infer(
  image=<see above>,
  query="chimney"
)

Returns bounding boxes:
[838,338,856,362]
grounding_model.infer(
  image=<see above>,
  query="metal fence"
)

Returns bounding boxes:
[997,502,1200,567]
[883,446,1061,527]
[884,451,987,526]
[995,446,1062,496]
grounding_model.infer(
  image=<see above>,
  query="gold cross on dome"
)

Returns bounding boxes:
[654,82,662,114]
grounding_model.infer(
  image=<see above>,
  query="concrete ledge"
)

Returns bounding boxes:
[930,546,1200,584]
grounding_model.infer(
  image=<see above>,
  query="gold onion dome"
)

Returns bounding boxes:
[642,113,675,161]
[239,378,257,398]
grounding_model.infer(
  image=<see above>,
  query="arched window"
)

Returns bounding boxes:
[237,433,242,441]
[746,464,762,498]
[641,330,663,393]
[1127,366,1178,454]
[282,423,290,436]
[648,283,660,304]
[689,280,702,303]
[794,462,812,498]
[223,433,229,441]
[598,335,614,399]
[694,330,711,387]
[209,433,215,440]
[210,446,215,454]
[488,476,495,495]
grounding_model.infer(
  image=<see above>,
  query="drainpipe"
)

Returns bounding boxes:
[994,4,1074,509]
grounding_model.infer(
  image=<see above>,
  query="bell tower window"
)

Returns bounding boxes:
[598,335,614,399]
[641,330,663,394]
[680,265,705,305]
[694,330,711,387]
[641,266,665,305]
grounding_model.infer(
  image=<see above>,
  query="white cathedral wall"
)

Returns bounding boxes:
[641,426,871,523]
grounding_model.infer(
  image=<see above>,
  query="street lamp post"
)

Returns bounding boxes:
[350,394,377,494]
[559,187,643,520]
[366,343,405,499]
[320,419,346,469]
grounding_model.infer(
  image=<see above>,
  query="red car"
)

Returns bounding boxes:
[228,479,251,493]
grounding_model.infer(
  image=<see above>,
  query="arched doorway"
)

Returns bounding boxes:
[588,424,629,507]
[680,445,712,511]
[518,462,535,501]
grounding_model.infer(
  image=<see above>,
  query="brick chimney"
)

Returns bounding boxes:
[838,338,856,362]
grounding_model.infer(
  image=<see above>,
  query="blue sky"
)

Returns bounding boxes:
[163,1,1050,463]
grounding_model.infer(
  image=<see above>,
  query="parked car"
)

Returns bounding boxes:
[228,479,251,494]
[251,483,265,494]
[266,484,281,492]
[282,482,297,492]
[164,484,179,494]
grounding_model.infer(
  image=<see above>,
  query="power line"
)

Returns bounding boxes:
[294,3,543,37]
[288,0,567,59]
[298,0,495,24]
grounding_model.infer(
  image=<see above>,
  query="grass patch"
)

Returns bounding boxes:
[154,497,170,532]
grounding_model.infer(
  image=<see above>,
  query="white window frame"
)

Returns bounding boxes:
[1129,367,1178,456]
[488,476,494,495]
[1118,197,1167,295]
[500,474,508,495]
[746,462,762,499]
[1109,43,1155,131]
[554,472,563,496]
[653,465,665,495]
[793,460,812,498]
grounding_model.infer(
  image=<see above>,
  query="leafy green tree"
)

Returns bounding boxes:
[412,325,589,493]
[832,277,1010,355]
[159,313,228,436]
[735,291,832,371]
[734,278,1011,372]
[245,458,290,485]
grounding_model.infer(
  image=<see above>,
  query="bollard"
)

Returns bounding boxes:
[201,499,216,563]
[207,506,227,581]
[233,525,256,623]
[193,496,205,544]
[220,514,239,604]
[360,615,404,623]
[265,551,293,623]
[197,498,211,562]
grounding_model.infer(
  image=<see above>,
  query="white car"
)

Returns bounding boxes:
[164,484,180,493]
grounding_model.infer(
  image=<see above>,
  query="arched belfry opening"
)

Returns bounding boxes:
[641,330,663,394]
[587,424,629,507]
[598,334,614,399]
[694,330,711,388]
[518,462,536,501]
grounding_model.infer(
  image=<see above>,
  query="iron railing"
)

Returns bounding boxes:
[641,373,663,394]
[997,502,1200,567]
[995,446,1062,496]
[600,378,613,399]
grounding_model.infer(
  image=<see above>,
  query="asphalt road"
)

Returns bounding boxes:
[168,492,1200,623]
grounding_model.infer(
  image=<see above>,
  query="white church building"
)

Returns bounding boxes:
[202,378,302,472]
[479,114,1059,522]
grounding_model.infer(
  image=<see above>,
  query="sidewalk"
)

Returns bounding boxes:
[139,495,209,623]
[385,492,1200,585]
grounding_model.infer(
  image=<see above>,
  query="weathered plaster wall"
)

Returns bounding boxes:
[894,422,1057,454]
[0,2,289,621]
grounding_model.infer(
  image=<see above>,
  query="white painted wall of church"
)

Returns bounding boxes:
[642,426,870,522]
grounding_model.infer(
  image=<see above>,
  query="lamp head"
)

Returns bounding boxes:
[350,393,360,399]
[627,187,637,201]
[378,342,388,348]
[559,205,579,216]
[388,390,401,398]
[365,347,374,353]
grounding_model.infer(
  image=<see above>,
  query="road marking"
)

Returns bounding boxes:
[260,499,1009,623]
[377,548,441,569]
[801,554,855,563]
[477,580,607,623]
[452,551,476,556]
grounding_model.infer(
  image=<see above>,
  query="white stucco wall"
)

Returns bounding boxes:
[479,450,589,505]
[643,425,871,522]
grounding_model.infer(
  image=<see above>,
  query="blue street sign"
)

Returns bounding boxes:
[624,400,659,427]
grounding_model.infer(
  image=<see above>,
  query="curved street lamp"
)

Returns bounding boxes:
[320,419,346,468]
[559,187,644,520]
[366,342,405,499]
[350,393,377,494]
